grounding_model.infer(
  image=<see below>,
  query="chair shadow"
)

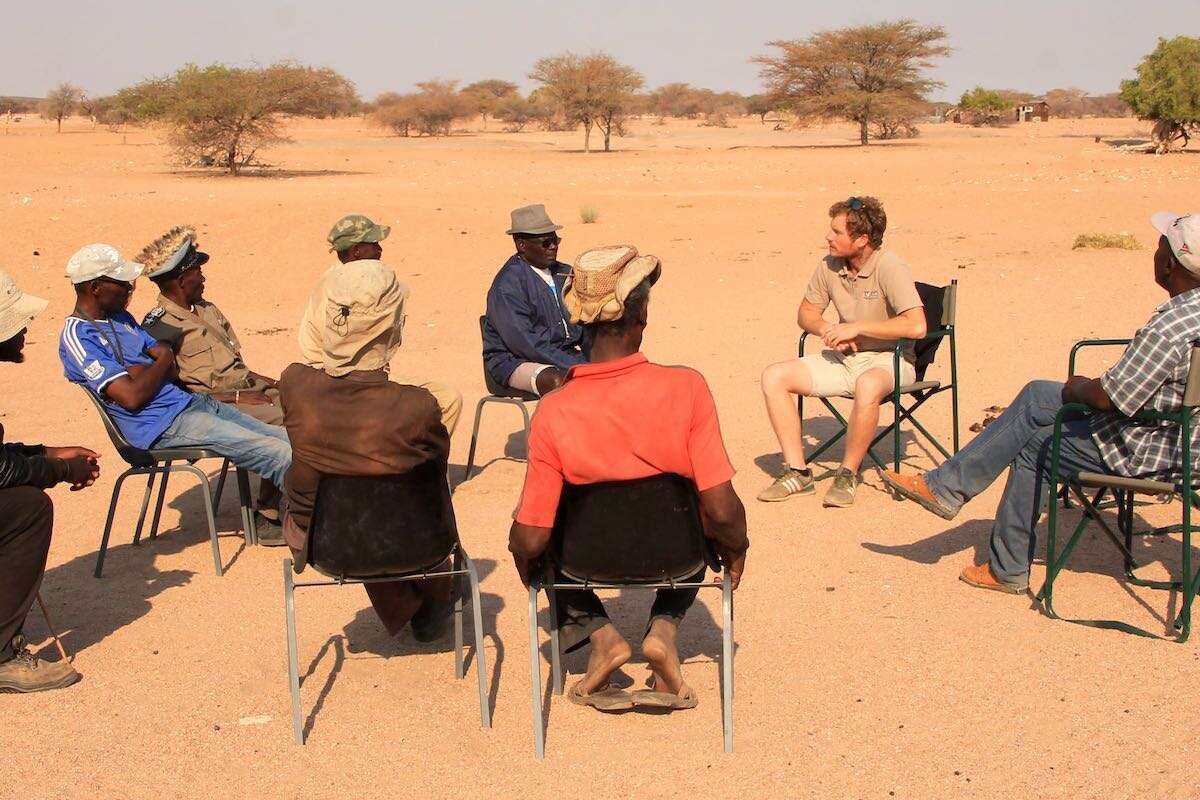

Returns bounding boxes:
[753,416,926,477]
[296,559,505,740]
[30,465,251,659]
[450,430,529,490]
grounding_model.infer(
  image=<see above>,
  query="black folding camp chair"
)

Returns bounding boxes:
[78,386,256,578]
[1037,341,1200,642]
[464,315,537,480]
[526,473,734,758]
[283,462,491,744]
[798,280,960,476]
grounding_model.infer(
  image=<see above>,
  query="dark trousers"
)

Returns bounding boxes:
[0,487,54,662]
[553,568,704,653]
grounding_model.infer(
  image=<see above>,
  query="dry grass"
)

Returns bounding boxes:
[1072,232,1140,250]
[579,205,599,224]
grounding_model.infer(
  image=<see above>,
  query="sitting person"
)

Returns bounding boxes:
[1,269,97,692]
[138,225,285,531]
[483,204,585,396]
[299,214,462,434]
[279,266,453,641]
[509,245,748,711]
[58,244,292,542]
[759,196,925,508]
[884,212,1200,594]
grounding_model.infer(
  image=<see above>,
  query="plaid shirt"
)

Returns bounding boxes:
[1090,287,1200,480]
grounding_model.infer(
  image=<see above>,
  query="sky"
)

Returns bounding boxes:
[0,1,1183,102]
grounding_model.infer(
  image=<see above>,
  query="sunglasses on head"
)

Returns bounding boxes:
[846,196,864,210]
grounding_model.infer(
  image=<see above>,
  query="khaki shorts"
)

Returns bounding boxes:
[800,350,916,398]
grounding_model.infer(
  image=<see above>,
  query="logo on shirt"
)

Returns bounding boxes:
[84,360,104,380]
[862,289,881,300]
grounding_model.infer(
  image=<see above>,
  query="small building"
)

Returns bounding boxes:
[1015,99,1050,122]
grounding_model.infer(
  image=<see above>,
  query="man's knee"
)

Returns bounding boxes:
[1018,379,1065,405]
[0,486,54,540]
[852,370,892,405]
[761,360,808,396]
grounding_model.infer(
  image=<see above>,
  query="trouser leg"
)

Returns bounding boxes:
[230,397,285,512]
[988,419,1108,582]
[391,373,464,436]
[551,579,610,654]
[925,380,1070,512]
[0,487,54,662]
[644,567,704,638]
[155,395,292,487]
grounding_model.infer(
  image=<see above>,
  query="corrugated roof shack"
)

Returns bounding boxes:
[1016,99,1050,122]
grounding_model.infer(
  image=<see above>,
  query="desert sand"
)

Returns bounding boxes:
[2,113,1199,799]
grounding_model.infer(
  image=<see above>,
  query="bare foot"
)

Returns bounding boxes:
[642,618,687,696]
[578,623,632,695]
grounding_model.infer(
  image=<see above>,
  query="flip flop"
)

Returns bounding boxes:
[568,681,634,712]
[631,685,699,711]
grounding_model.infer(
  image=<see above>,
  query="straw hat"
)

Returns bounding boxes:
[0,270,48,343]
[563,245,661,325]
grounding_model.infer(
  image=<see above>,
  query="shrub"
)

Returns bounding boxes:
[1072,233,1140,250]
[579,206,599,224]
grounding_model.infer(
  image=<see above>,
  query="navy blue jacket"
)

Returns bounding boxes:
[483,254,585,385]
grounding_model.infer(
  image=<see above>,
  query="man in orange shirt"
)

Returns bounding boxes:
[509,245,748,711]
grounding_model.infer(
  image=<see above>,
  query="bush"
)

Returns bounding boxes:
[1120,36,1200,152]
[579,206,599,224]
[371,80,472,137]
[1072,233,1140,250]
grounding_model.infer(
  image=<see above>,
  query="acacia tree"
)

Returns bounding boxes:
[40,83,82,132]
[958,86,1011,125]
[1120,36,1200,152]
[123,63,359,174]
[530,52,644,152]
[460,79,518,129]
[755,19,949,145]
[371,81,472,137]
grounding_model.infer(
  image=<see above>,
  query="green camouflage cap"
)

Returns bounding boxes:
[327,214,391,253]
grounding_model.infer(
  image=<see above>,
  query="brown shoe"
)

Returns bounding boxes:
[0,640,81,693]
[881,471,957,520]
[959,563,1028,594]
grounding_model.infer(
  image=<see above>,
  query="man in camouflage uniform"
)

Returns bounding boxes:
[298,214,462,433]
[139,226,286,536]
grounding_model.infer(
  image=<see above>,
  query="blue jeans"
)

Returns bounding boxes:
[154,394,292,488]
[924,380,1108,582]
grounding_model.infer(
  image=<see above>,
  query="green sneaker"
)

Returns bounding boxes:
[822,468,859,508]
[757,466,815,502]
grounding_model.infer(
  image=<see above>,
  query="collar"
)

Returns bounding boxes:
[331,367,390,383]
[837,249,881,279]
[516,254,569,277]
[565,352,647,382]
[1158,285,1200,313]
[156,293,196,319]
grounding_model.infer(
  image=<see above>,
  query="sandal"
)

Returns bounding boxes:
[631,684,699,711]
[567,681,634,712]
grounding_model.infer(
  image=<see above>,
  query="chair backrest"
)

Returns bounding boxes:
[550,473,714,584]
[76,384,155,467]
[1184,346,1200,408]
[307,460,459,579]
[912,280,957,381]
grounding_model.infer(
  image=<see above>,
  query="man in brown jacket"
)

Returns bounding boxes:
[280,265,452,640]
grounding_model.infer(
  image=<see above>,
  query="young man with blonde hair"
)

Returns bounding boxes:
[760,196,926,508]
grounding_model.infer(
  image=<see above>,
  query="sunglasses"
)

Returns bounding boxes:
[96,277,135,291]
[846,196,864,210]
[521,235,561,248]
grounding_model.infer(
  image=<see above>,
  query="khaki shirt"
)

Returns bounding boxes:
[142,294,255,393]
[804,248,923,358]
[298,259,410,367]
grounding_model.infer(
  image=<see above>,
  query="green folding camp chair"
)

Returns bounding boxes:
[1037,340,1200,642]
[798,280,960,476]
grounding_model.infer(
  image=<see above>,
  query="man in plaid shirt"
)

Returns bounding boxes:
[883,212,1200,594]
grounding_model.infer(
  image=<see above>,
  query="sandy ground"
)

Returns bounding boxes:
[2,113,1199,799]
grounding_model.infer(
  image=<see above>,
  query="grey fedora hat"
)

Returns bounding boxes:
[506,204,563,236]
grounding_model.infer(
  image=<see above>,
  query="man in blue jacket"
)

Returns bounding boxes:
[483,205,585,395]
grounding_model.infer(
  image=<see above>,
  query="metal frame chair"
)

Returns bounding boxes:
[283,467,491,744]
[1037,341,1200,642]
[464,316,537,481]
[798,280,960,476]
[526,474,734,759]
[78,387,256,578]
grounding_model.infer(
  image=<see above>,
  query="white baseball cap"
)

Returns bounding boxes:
[0,270,48,343]
[1151,212,1200,275]
[65,243,144,285]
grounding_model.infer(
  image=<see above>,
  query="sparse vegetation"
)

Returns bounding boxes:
[40,83,82,133]
[1072,233,1140,250]
[579,206,599,224]
[460,79,518,129]
[958,87,1011,125]
[371,80,473,137]
[1120,36,1200,152]
[530,52,644,152]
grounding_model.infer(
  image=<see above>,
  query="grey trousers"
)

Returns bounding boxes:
[924,380,1108,582]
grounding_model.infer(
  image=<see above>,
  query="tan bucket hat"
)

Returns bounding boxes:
[563,245,661,325]
[0,270,48,343]
[321,262,409,377]
[506,204,563,236]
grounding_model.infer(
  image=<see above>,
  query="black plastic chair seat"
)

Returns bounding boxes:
[306,462,460,579]
[550,473,713,584]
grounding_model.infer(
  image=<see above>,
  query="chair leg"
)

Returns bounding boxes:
[35,592,70,662]
[130,470,157,546]
[180,464,223,577]
[95,469,135,578]
[284,559,304,744]
[528,583,545,760]
[546,583,563,696]
[463,397,489,481]
[518,400,532,441]
[235,467,255,546]
[148,463,171,541]
[212,458,230,514]
[453,551,465,680]
[722,571,734,754]
[463,553,491,728]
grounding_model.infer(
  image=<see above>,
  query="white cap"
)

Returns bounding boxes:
[0,270,48,343]
[65,243,144,285]
[1152,212,1200,275]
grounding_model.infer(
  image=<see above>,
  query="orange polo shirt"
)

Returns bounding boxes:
[514,352,736,528]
